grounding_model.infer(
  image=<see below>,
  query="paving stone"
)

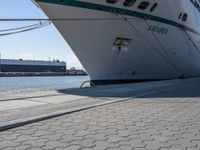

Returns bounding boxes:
[107,145,133,150]
[1,80,200,150]
[170,144,197,150]
[27,148,41,150]
[74,130,92,137]
[42,140,68,149]
[1,133,21,140]
[191,139,200,146]
[119,139,145,148]
[15,134,38,142]
[0,141,21,149]
[59,135,84,143]
[40,133,64,141]
[100,129,118,135]
[15,128,37,135]
[54,148,66,150]
[80,148,95,150]
[186,148,200,150]
[2,145,31,150]
[117,129,131,137]
[22,138,48,147]
[93,141,119,150]
[165,138,196,148]
[65,145,82,150]
[70,138,96,148]
[107,135,129,143]
[31,130,54,137]
[86,133,108,141]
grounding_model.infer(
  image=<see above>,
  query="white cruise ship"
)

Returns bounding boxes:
[35,0,200,85]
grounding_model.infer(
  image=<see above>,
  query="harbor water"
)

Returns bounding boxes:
[0,76,89,95]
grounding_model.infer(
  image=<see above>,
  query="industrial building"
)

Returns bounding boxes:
[0,59,66,73]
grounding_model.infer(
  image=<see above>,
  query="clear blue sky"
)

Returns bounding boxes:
[0,0,82,69]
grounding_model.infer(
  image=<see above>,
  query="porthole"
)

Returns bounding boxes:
[150,3,158,12]
[138,1,150,10]
[107,0,119,4]
[123,0,137,7]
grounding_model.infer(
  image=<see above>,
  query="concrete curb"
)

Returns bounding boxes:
[0,100,113,132]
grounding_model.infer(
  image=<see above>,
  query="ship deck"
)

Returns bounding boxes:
[0,78,200,149]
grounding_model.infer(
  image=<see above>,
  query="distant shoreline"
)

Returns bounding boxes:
[0,71,87,77]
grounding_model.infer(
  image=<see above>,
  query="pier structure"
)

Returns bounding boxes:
[0,78,200,150]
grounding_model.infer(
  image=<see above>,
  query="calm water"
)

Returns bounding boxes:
[0,76,90,95]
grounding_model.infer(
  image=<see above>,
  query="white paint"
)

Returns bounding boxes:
[36,0,200,81]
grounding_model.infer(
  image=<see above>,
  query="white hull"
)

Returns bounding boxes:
[36,0,200,84]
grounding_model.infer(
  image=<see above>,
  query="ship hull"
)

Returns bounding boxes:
[36,0,200,85]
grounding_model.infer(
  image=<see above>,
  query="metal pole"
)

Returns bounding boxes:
[0,52,1,74]
[48,57,51,73]
[66,62,67,72]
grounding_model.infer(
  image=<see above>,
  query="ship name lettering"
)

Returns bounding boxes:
[147,25,168,34]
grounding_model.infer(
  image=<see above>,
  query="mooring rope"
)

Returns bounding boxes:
[0,17,127,37]
[0,18,131,22]
[0,21,50,36]
[0,21,48,32]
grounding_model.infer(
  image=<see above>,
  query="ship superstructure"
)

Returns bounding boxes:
[35,0,200,85]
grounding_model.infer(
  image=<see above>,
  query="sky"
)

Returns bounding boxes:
[0,0,82,69]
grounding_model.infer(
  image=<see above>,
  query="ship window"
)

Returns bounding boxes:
[138,1,150,10]
[123,0,137,7]
[182,13,188,22]
[107,0,119,4]
[150,3,158,12]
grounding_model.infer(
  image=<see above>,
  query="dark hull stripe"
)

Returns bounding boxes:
[36,0,200,36]
[91,79,178,86]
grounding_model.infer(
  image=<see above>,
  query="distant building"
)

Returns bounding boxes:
[0,59,66,73]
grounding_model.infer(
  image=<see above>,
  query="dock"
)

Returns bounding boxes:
[0,78,200,150]
[0,70,87,77]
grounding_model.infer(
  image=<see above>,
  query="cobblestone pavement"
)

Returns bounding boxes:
[0,80,200,150]
[0,79,191,127]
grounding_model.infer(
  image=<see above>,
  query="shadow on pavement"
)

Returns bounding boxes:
[57,80,200,99]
